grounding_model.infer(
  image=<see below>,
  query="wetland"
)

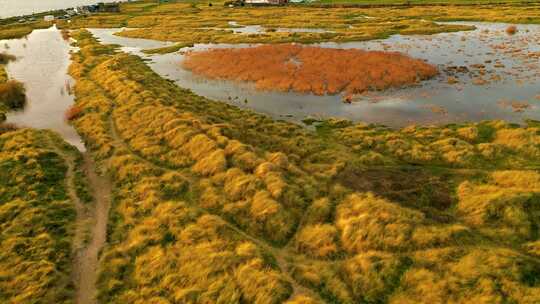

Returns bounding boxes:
[1,1,540,304]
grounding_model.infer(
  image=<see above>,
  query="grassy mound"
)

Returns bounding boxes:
[0,129,77,303]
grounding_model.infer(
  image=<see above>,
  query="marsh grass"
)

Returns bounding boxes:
[0,21,51,40]
[183,44,438,95]
[0,129,77,303]
[141,42,194,54]
[0,80,26,110]
[64,28,540,304]
[0,66,7,84]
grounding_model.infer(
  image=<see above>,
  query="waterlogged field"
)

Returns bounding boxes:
[62,29,540,303]
[90,20,540,127]
[1,0,540,303]
[0,26,84,150]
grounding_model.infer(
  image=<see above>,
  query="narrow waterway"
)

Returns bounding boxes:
[1,26,84,150]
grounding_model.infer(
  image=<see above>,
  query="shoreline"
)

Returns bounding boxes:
[0,0,126,21]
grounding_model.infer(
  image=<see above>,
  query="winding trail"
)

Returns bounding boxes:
[72,153,112,304]
[51,135,112,304]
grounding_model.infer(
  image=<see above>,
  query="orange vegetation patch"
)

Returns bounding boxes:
[65,104,83,121]
[182,44,438,96]
[506,25,518,35]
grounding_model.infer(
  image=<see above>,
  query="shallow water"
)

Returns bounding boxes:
[202,21,332,35]
[0,0,120,19]
[2,26,84,150]
[90,22,540,127]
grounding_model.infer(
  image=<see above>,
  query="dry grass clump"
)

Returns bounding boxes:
[192,148,227,176]
[285,295,323,304]
[183,44,438,96]
[64,104,83,121]
[336,193,425,252]
[0,66,7,84]
[390,247,540,303]
[0,80,26,110]
[456,171,540,243]
[295,224,340,258]
[494,127,540,158]
[343,251,409,303]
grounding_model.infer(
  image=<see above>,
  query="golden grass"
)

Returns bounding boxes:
[65,29,540,304]
[0,129,77,303]
[0,66,7,84]
[295,224,340,258]
[0,21,51,40]
[331,120,540,168]
[183,44,438,95]
[58,0,540,46]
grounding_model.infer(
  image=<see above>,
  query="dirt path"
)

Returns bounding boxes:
[47,134,112,304]
[72,153,112,304]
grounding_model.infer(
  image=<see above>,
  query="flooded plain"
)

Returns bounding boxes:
[2,23,539,148]
[91,22,540,127]
[1,26,84,150]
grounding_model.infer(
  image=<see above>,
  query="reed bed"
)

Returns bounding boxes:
[183,44,438,95]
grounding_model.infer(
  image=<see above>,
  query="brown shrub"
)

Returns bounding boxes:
[65,104,83,121]
[0,80,26,109]
[61,29,71,41]
[506,25,518,35]
[0,52,16,64]
[0,122,18,134]
[183,44,438,96]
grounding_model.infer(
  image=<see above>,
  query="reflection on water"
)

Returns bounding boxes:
[2,26,84,150]
[92,23,540,127]
[200,21,332,35]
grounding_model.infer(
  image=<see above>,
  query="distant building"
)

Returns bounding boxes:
[97,2,121,12]
[44,15,55,22]
[245,0,287,5]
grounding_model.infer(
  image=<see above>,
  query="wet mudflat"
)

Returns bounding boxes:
[1,26,84,150]
[90,22,540,127]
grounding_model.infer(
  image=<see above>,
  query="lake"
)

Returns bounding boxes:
[0,0,120,19]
